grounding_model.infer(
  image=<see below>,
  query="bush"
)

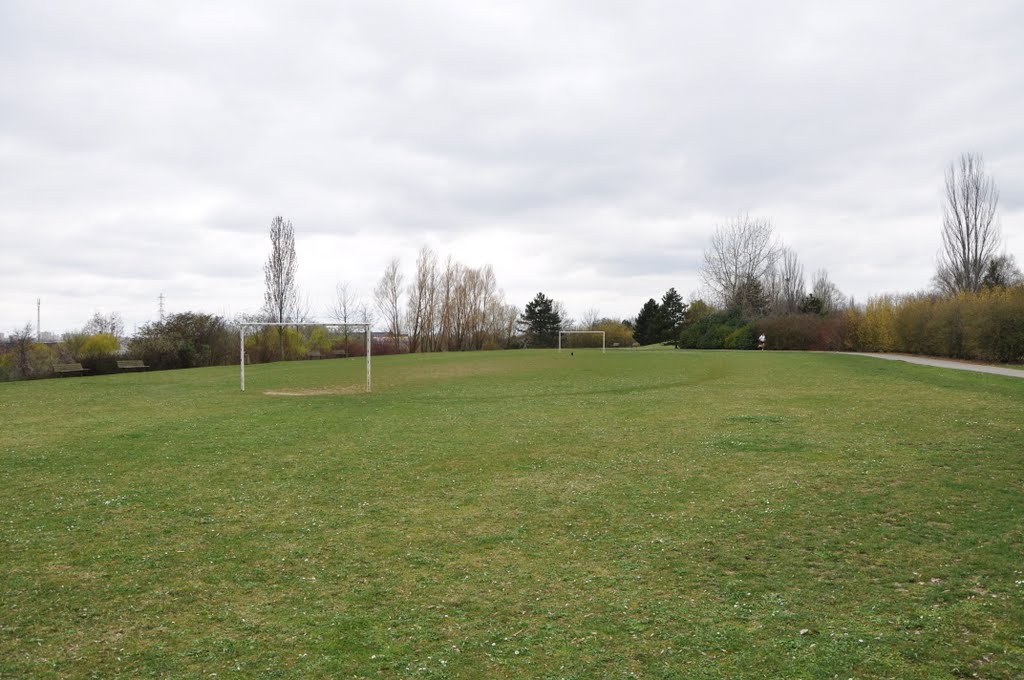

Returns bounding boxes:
[857,295,898,352]
[723,324,757,349]
[129,312,235,370]
[308,327,332,355]
[80,333,119,357]
[755,315,820,350]
[77,333,120,375]
[60,332,88,361]
[678,309,754,350]
[335,338,368,357]
[834,286,1024,364]
[752,313,854,351]
[129,336,179,371]
[0,336,58,381]
[592,320,635,348]
[928,295,967,358]
[965,286,1024,363]
[892,294,937,355]
[371,338,404,356]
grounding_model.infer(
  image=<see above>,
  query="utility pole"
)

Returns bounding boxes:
[37,298,41,341]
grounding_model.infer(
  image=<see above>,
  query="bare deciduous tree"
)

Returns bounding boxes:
[935,152,1001,295]
[435,256,460,350]
[263,215,298,358]
[374,257,404,349]
[83,311,124,337]
[810,268,843,314]
[701,214,781,310]
[357,299,375,328]
[552,300,573,331]
[328,281,362,344]
[10,323,36,379]
[769,248,805,314]
[328,281,356,325]
[406,247,438,353]
[580,308,601,330]
[362,250,515,353]
[489,302,521,349]
[467,265,499,350]
[292,291,312,324]
[447,264,476,351]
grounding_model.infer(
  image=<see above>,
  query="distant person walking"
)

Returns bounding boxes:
[758,334,766,350]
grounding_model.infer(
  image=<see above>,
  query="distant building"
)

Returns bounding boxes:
[371,331,410,352]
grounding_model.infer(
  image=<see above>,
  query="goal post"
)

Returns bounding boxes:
[239,322,371,392]
[558,330,606,354]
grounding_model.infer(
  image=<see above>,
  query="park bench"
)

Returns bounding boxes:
[331,349,348,358]
[116,359,149,371]
[54,362,88,377]
[306,350,322,360]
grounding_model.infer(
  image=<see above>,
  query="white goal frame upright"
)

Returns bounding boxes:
[239,322,371,393]
[558,330,606,354]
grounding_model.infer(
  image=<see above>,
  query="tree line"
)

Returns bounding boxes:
[371,248,521,353]
[0,310,238,381]
[628,152,1021,362]
[3,151,1020,380]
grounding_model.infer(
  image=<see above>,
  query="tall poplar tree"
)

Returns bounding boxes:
[935,152,1001,295]
[263,215,297,359]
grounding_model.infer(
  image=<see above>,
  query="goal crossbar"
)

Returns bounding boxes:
[558,330,606,354]
[239,322,371,392]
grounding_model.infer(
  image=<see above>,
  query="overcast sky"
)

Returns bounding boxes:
[2,1,1022,336]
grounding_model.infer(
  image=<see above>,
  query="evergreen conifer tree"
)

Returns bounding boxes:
[632,299,662,345]
[520,293,562,347]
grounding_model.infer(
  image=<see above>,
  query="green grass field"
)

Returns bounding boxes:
[2,349,1023,678]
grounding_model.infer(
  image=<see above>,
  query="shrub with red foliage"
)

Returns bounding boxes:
[755,314,852,351]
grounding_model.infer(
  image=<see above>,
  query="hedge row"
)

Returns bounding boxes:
[843,287,1024,363]
[680,286,1024,365]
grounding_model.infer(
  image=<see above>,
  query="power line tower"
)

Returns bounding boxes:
[158,293,165,321]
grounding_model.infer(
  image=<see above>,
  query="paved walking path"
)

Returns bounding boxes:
[846,353,1024,379]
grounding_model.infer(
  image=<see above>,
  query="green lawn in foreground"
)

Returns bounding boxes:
[1,350,1022,679]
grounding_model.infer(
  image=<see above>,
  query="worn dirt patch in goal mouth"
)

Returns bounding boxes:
[263,385,365,397]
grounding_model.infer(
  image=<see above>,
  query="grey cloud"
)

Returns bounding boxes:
[3,1,1024,332]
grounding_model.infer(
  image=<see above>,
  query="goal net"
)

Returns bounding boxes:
[239,322,371,392]
[558,330,606,353]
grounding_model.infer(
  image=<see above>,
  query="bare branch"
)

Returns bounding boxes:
[406,247,438,353]
[700,214,781,310]
[374,257,404,347]
[935,152,1001,294]
[263,216,298,324]
[771,248,805,314]
[810,268,843,314]
[580,308,601,330]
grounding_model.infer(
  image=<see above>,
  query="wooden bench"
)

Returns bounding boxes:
[54,363,88,377]
[306,350,322,360]
[117,359,149,371]
[331,349,348,358]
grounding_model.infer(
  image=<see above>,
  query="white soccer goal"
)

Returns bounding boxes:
[239,322,371,392]
[558,330,606,353]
